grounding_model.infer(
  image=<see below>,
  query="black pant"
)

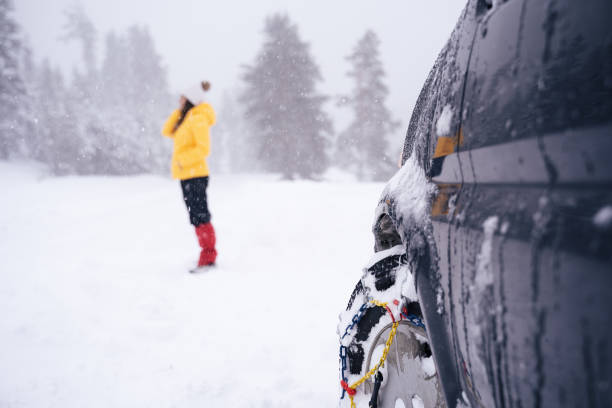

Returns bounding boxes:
[180,176,211,226]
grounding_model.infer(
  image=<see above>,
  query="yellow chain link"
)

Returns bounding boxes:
[345,300,400,408]
[369,300,388,308]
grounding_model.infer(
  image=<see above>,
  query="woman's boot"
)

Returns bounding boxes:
[195,222,217,267]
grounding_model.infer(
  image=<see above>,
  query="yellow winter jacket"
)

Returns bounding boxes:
[162,103,216,180]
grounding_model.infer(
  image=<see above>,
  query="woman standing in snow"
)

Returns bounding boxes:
[162,81,217,272]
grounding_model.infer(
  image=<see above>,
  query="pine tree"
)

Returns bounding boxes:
[19,46,37,157]
[91,32,123,173]
[95,29,142,174]
[6,4,173,175]
[338,30,399,181]
[21,56,81,174]
[124,26,171,173]
[62,4,97,78]
[58,8,172,175]
[95,26,171,175]
[241,14,332,179]
[61,4,101,173]
[0,0,27,159]
[211,89,255,173]
[42,65,83,174]
[24,59,54,165]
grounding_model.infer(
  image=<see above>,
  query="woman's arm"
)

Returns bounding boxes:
[161,109,181,137]
[175,114,211,167]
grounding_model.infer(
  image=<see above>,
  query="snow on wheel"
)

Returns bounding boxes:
[338,245,446,408]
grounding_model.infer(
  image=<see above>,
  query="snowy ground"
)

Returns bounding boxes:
[0,161,385,407]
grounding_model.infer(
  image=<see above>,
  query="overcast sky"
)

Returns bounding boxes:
[15,1,466,133]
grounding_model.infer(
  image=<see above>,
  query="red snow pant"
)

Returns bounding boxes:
[195,222,217,266]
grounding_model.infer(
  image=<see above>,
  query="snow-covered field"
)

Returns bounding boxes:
[0,162,385,407]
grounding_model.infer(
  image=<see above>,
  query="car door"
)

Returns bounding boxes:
[442,0,612,407]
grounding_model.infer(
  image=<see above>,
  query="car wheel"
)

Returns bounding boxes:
[364,320,445,408]
[339,244,446,408]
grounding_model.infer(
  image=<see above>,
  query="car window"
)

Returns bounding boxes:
[515,0,612,140]
[401,60,441,172]
[460,0,524,151]
[402,2,479,176]
[462,0,612,151]
[426,2,479,178]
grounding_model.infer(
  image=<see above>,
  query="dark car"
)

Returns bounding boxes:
[337,0,612,407]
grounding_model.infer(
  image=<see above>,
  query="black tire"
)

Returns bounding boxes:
[339,247,446,408]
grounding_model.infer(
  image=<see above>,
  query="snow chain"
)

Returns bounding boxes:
[340,300,399,408]
[339,299,426,408]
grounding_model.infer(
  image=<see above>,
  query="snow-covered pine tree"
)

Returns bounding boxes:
[19,46,37,157]
[62,4,97,79]
[93,31,127,174]
[97,29,149,174]
[0,0,27,159]
[60,6,171,175]
[25,59,54,165]
[61,4,102,174]
[210,89,255,174]
[36,62,83,174]
[241,14,332,179]
[20,50,84,175]
[338,30,399,181]
[95,26,171,175]
[124,26,171,174]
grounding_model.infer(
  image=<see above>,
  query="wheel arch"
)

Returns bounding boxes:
[373,199,464,408]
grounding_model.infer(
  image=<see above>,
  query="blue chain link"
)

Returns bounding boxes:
[341,303,368,339]
[339,345,348,399]
[339,303,368,399]
[402,313,426,329]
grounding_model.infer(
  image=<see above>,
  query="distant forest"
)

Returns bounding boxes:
[1,1,400,181]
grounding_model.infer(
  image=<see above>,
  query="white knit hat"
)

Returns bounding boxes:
[182,81,211,104]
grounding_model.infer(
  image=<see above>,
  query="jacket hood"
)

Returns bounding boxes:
[189,103,216,126]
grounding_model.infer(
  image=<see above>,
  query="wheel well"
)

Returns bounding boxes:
[373,213,402,252]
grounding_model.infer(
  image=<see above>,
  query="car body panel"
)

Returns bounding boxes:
[389,0,612,407]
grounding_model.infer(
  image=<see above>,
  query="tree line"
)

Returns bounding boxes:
[1,1,400,181]
[0,2,172,175]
